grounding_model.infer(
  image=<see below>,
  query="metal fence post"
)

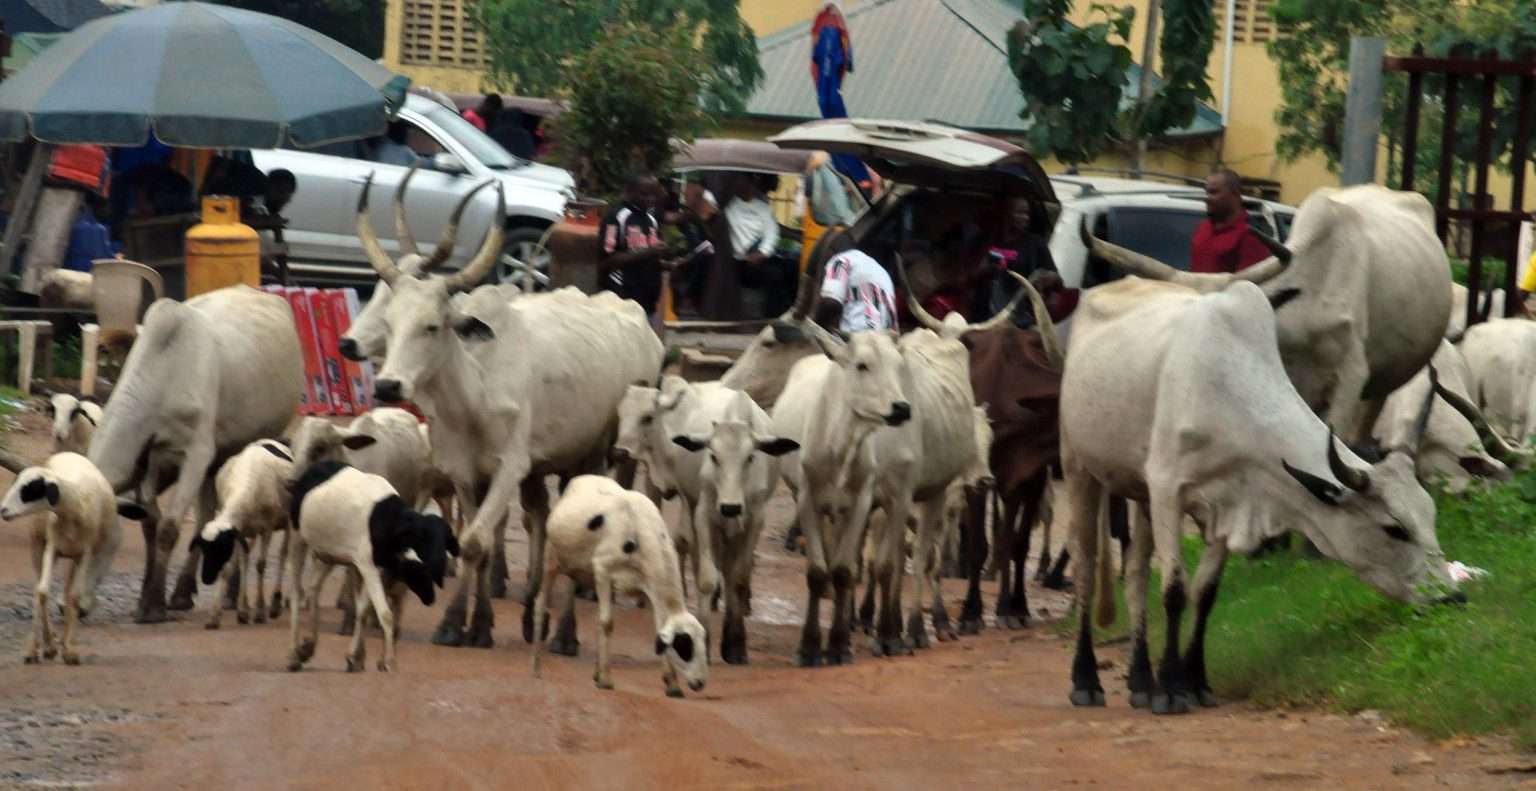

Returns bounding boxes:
[1342,36,1388,186]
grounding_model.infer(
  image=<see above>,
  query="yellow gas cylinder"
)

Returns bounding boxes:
[185,195,260,297]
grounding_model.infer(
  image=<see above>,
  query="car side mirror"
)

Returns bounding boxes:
[432,152,468,175]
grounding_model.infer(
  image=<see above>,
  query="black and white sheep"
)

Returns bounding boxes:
[285,461,457,673]
[1,453,128,665]
[42,394,102,456]
[531,475,708,697]
[193,439,295,629]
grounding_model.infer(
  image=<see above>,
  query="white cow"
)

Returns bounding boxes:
[670,388,799,664]
[1458,318,1536,448]
[1084,185,1452,444]
[1059,277,1454,716]
[1447,283,1513,339]
[87,285,303,623]
[358,174,664,654]
[1371,339,1523,491]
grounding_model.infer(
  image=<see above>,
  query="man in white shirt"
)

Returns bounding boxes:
[724,174,795,316]
[815,237,897,334]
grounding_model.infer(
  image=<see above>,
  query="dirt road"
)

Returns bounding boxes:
[0,410,1530,790]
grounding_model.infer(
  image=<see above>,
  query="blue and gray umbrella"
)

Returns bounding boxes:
[0,2,409,149]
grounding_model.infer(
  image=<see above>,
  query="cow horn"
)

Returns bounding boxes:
[1013,272,1064,369]
[1250,228,1293,265]
[895,252,947,332]
[424,179,494,274]
[1078,218,1289,292]
[443,183,505,293]
[1430,367,1526,464]
[356,171,402,287]
[1409,365,1439,451]
[1325,426,1371,492]
[969,271,1033,333]
[394,161,421,258]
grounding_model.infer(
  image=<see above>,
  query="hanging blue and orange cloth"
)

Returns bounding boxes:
[809,3,872,190]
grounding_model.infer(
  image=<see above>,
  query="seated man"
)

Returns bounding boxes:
[974,195,1064,329]
[370,122,420,168]
[724,173,796,317]
[813,233,897,334]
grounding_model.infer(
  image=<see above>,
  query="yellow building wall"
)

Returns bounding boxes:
[382,0,486,94]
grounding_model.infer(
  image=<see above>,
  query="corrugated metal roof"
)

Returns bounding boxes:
[0,0,113,33]
[747,0,1222,139]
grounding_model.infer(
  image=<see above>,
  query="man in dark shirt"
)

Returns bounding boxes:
[974,196,1063,329]
[599,172,679,319]
[1191,169,1270,274]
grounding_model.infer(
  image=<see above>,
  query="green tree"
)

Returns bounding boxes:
[209,0,384,58]
[548,20,711,198]
[1008,0,1216,166]
[475,0,763,115]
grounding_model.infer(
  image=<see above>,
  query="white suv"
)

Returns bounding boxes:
[251,94,574,287]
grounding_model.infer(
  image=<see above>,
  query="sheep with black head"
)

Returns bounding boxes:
[285,461,458,673]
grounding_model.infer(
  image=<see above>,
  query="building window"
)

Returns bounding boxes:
[401,0,483,67]
[1212,0,1290,44]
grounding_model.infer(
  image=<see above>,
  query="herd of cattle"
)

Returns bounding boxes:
[1,178,1527,711]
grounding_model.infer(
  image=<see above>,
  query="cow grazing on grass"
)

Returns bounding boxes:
[1059,278,1455,716]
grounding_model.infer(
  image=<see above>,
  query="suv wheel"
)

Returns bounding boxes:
[497,225,551,291]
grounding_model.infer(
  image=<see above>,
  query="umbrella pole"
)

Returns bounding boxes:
[0,143,51,290]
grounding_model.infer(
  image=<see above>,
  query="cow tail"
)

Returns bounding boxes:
[1093,495,1117,629]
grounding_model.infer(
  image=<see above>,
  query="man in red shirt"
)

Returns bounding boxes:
[1190,169,1270,274]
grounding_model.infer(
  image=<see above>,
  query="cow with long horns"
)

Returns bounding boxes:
[899,267,1067,635]
[356,172,664,651]
[1081,184,1452,446]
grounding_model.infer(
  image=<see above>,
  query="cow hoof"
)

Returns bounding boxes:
[23,655,40,665]
[721,644,749,666]
[595,676,614,691]
[666,687,685,699]
[432,622,466,647]
[1042,573,1071,591]
[958,618,983,636]
[520,608,536,644]
[269,595,284,619]
[825,650,853,666]
[1129,691,1152,709]
[935,628,958,642]
[875,637,912,657]
[1195,688,1219,708]
[297,639,316,662]
[286,657,304,673]
[346,655,365,673]
[795,649,822,668]
[168,592,195,611]
[377,659,394,673]
[1151,692,1190,716]
[204,620,220,631]
[907,630,930,650]
[548,637,579,657]
[253,611,267,625]
[135,604,168,625]
[467,626,495,649]
[1069,689,1107,707]
[236,612,250,625]
[62,652,80,666]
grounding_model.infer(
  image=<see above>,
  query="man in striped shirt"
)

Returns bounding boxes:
[814,235,897,334]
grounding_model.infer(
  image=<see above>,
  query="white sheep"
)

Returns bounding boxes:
[286,461,457,673]
[194,439,295,629]
[1,453,126,665]
[41,394,102,456]
[531,475,707,697]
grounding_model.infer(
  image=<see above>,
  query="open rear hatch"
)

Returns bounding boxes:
[769,118,1057,205]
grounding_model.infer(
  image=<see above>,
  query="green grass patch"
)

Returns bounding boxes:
[1078,474,1536,749]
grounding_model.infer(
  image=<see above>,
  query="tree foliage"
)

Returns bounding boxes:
[1007,1,1135,165]
[208,0,384,58]
[548,21,711,199]
[1270,0,1536,181]
[475,0,763,115]
[1009,0,1216,165]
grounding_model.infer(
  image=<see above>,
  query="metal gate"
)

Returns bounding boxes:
[1385,45,1536,327]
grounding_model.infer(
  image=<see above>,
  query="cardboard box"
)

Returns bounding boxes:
[284,287,330,416]
[308,288,353,416]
